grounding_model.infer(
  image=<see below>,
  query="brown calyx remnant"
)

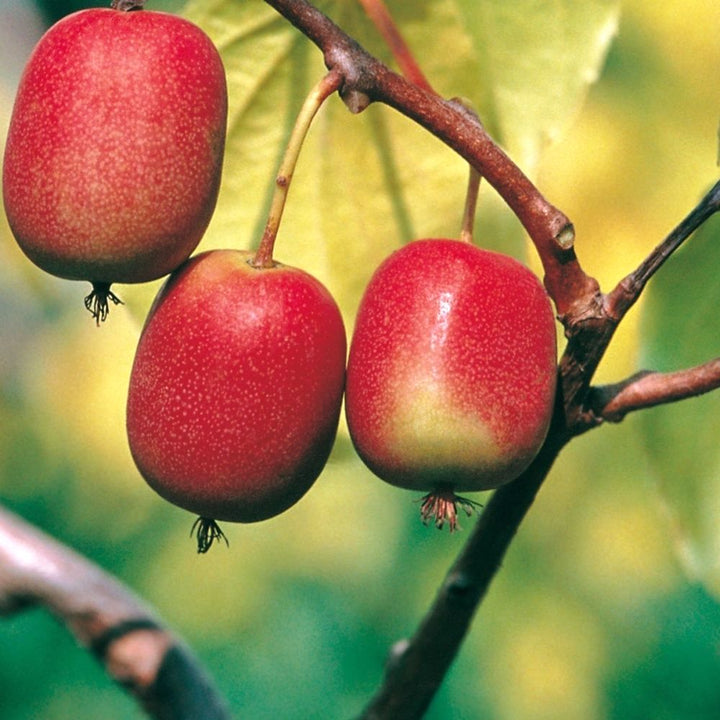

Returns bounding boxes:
[419,489,482,532]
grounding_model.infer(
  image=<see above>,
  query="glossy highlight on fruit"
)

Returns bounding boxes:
[126,250,347,550]
[345,239,557,529]
[2,6,227,321]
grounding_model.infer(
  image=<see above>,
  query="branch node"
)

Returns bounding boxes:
[446,96,483,127]
[341,88,372,114]
[325,43,373,113]
[386,638,410,673]
[445,571,475,602]
[555,223,576,249]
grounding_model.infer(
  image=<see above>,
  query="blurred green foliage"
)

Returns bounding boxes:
[1,1,720,719]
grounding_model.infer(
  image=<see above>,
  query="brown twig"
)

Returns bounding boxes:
[0,506,231,720]
[591,359,720,422]
[607,179,720,320]
[261,0,598,323]
[355,0,435,93]
[560,180,720,430]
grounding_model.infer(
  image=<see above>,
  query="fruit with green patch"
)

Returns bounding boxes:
[345,238,557,529]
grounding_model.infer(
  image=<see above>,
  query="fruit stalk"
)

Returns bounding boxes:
[261,0,599,321]
[252,69,343,268]
[459,166,482,244]
[111,0,146,10]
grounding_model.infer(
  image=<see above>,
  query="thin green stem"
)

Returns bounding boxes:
[459,166,482,243]
[251,69,344,268]
[452,100,483,243]
[261,0,592,319]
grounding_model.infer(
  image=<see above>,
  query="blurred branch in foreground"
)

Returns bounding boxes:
[0,506,232,720]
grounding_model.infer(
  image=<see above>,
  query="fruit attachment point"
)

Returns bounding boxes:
[191,517,229,554]
[84,282,124,325]
[111,0,147,10]
[419,489,482,532]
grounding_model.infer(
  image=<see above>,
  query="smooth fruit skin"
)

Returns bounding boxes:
[345,239,557,494]
[126,250,347,524]
[2,8,227,285]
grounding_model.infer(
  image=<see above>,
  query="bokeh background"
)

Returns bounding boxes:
[1,1,720,718]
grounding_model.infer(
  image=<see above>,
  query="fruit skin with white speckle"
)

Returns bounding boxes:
[345,239,557,500]
[2,8,227,292]
[126,249,347,525]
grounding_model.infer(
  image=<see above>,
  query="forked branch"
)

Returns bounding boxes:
[560,179,720,429]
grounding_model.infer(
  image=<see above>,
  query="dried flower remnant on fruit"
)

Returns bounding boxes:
[84,283,124,326]
[191,517,228,554]
[419,489,482,532]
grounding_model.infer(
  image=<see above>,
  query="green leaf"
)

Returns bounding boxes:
[181,0,618,323]
[182,0,473,321]
[638,211,720,596]
[458,0,619,173]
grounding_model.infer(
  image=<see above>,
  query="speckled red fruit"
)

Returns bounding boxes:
[345,239,557,496]
[2,7,227,287]
[126,250,346,525]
